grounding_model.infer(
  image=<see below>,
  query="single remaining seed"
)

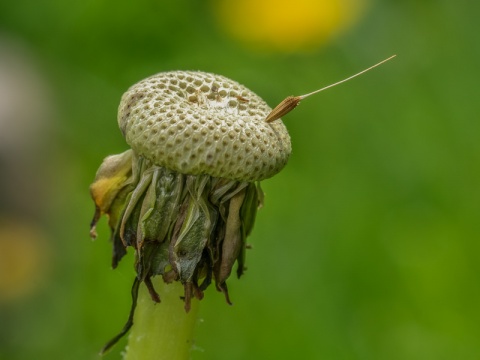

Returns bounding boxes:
[265,55,397,122]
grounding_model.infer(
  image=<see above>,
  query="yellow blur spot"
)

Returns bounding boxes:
[0,220,50,303]
[212,0,368,52]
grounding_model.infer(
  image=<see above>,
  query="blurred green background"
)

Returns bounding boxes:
[1,0,479,359]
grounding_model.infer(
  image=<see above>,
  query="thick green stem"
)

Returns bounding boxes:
[124,278,199,360]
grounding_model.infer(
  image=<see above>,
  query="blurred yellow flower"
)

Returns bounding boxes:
[212,0,368,52]
[0,219,50,303]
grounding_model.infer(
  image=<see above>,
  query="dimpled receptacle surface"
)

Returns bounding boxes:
[118,71,291,182]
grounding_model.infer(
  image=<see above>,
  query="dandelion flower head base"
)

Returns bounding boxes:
[90,150,262,310]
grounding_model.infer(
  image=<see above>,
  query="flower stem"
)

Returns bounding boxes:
[124,278,199,360]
